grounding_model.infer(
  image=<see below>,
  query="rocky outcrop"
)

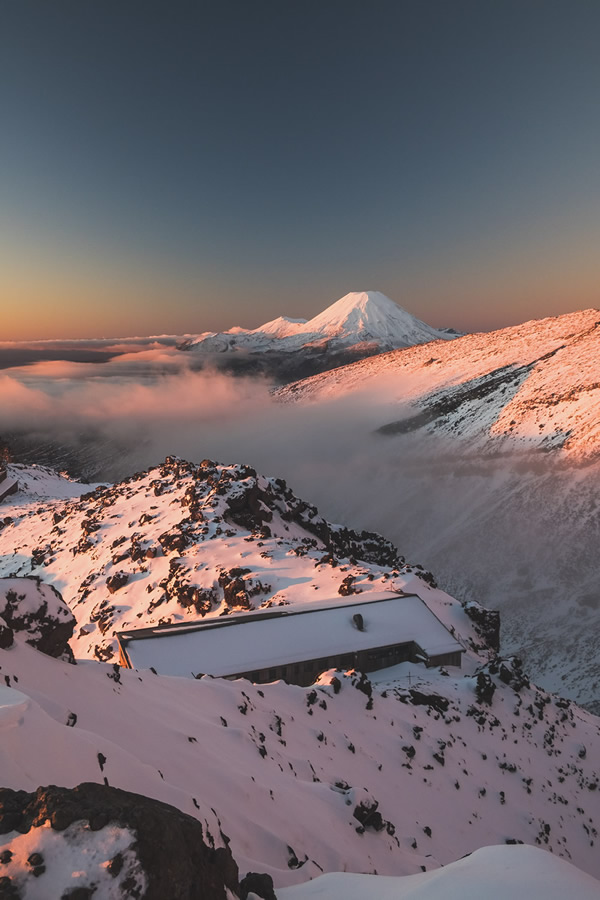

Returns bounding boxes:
[0,782,247,900]
[0,577,75,658]
[463,600,500,652]
[1,456,434,663]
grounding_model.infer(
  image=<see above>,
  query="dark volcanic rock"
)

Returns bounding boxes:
[0,782,245,900]
[463,601,500,652]
[106,572,129,594]
[0,577,75,658]
[475,671,496,706]
[408,689,449,714]
[338,575,357,596]
[352,798,385,832]
[239,872,277,900]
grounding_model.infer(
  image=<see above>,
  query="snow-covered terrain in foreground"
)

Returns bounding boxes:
[279,845,600,900]
[182,291,457,355]
[0,459,600,893]
[2,637,600,889]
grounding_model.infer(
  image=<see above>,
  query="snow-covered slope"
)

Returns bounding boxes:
[1,635,600,888]
[0,458,434,663]
[1,456,600,891]
[280,845,600,900]
[182,291,457,356]
[272,308,600,711]
[278,307,600,461]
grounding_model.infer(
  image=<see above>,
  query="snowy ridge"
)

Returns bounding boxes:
[280,845,600,900]
[278,307,600,461]
[182,291,457,355]
[0,457,436,664]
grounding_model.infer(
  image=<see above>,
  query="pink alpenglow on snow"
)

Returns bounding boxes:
[183,291,458,355]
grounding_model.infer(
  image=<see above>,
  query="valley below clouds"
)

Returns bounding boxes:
[2,346,599,712]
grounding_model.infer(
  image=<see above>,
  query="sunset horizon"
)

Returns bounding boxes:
[3,1,600,340]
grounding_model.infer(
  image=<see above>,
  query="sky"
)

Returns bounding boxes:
[2,0,600,340]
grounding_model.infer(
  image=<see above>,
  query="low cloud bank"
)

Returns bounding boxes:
[2,354,600,708]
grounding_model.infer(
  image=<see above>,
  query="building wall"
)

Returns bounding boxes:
[225,639,462,687]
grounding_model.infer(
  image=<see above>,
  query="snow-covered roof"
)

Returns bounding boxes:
[118,592,464,678]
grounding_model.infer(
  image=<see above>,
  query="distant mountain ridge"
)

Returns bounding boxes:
[181,291,458,356]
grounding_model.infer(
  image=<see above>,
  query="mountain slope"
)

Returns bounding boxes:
[278,307,600,461]
[1,456,600,889]
[273,308,600,711]
[1,631,600,888]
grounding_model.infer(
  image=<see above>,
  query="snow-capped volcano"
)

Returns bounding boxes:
[301,291,451,347]
[181,291,457,357]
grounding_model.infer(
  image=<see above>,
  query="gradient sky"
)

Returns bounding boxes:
[2,0,600,339]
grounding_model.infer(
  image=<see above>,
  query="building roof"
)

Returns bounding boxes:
[118,592,464,678]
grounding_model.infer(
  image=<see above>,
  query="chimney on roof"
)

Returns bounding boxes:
[352,613,365,632]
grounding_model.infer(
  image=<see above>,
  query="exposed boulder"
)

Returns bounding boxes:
[473,656,531,696]
[475,671,497,706]
[106,572,129,594]
[0,782,245,900]
[408,689,449,714]
[239,872,277,900]
[353,798,384,831]
[338,575,357,596]
[0,577,75,659]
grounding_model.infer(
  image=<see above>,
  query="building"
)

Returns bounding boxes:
[117,591,464,686]
[0,467,18,504]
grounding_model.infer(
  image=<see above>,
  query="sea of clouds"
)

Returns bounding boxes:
[1,344,599,709]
